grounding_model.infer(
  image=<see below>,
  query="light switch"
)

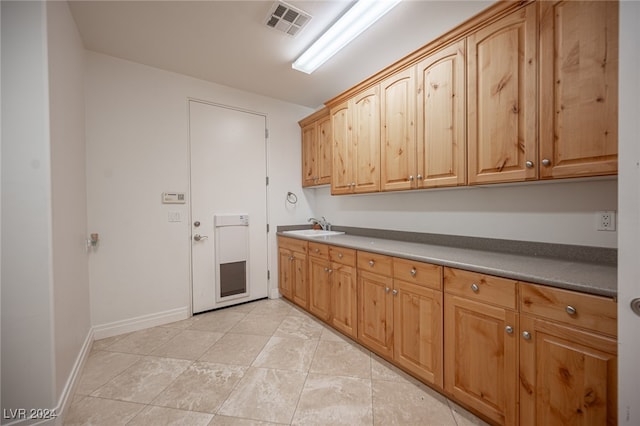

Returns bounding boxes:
[168,211,182,222]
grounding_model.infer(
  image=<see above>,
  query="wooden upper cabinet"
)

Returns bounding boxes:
[467,3,538,184]
[381,67,416,192]
[417,39,467,188]
[331,101,352,194]
[316,115,332,185]
[300,108,331,187]
[301,122,318,187]
[331,86,381,194]
[351,86,381,193]
[539,0,618,179]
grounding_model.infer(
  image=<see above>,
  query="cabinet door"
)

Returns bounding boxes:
[301,123,318,187]
[291,252,308,309]
[309,256,331,322]
[316,114,333,185]
[417,39,466,188]
[351,86,381,193]
[381,67,416,192]
[278,248,293,300]
[331,263,357,339]
[358,270,394,358]
[519,315,617,426]
[444,294,518,425]
[539,0,618,179]
[394,280,443,387]
[467,3,537,184]
[331,101,353,194]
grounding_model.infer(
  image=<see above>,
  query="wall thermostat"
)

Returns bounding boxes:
[162,192,186,204]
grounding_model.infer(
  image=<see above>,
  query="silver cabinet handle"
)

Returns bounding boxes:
[522,331,531,340]
[392,289,398,296]
[288,256,294,261]
[505,326,513,334]
[193,234,208,241]
[565,305,577,315]
[542,159,551,166]
[338,253,343,258]
[324,268,329,272]
[525,161,534,168]
[368,260,375,267]
[471,283,479,293]
[385,287,390,293]
[417,174,423,180]
[409,175,414,181]
[410,268,417,277]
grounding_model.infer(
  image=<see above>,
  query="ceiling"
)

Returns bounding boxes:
[69,0,494,108]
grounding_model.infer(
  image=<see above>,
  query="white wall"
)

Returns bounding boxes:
[85,52,314,334]
[617,1,640,423]
[309,178,617,247]
[1,0,56,416]
[47,0,91,404]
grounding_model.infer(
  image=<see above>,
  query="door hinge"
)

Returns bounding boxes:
[265,128,269,139]
[267,270,271,280]
[266,176,269,186]
[266,223,270,233]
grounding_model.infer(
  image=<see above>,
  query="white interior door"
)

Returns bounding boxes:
[189,100,269,313]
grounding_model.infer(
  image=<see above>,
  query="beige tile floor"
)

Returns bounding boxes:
[66,298,490,426]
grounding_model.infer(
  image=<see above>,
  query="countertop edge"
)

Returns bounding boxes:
[277,230,617,299]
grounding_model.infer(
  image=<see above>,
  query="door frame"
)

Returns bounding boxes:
[186,98,270,314]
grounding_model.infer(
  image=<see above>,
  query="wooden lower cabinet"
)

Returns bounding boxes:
[444,293,518,425]
[444,267,519,425]
[308,244,358,339]
[519,315,617,426]
[357,269,394,358]
[277,237,308,308]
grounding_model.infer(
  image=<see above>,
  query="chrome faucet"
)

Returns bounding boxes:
[308,216,331,231]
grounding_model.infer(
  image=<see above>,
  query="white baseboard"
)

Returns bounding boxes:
[1,329,94,426]
[92,306,190,340]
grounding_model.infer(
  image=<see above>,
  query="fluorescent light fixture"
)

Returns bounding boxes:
[292,0,402,74]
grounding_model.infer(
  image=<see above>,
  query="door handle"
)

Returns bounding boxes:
[193,234,208,241]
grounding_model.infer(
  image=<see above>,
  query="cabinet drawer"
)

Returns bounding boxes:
[357,251,393,277]
[520,283,617,336]
[278,236,307,254]
[308,242,329,259]
[329,246,356,266]
[444,267,517,310]
[393,258,442,290]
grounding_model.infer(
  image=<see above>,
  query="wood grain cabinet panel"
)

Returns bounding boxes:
[330,86,381,194]
[519,315,617,426]
[539,0,618,179]
[358,268,394,358]
[467,3,538,184]
[444,293,518,425]
[417,39,467,188]
[300,109,332,187]
[393,271,443,387]
[308,244,358,338]
[277,237,308,309]
[381,67,416,192]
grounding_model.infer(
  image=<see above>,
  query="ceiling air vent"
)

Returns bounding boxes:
[265,1,311,37]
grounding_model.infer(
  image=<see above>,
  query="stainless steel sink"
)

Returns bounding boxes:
[282,229,345,237]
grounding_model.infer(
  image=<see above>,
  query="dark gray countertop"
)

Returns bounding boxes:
[277,226,617,298]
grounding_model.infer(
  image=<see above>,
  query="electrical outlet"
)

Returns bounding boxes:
[596,211,616,231]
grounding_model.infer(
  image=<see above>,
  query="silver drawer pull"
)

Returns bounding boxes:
[505,326,513,334]
[392,289,398,296]
[522,331,531,340]
[369,260,375,267]
[565,305,577,315]
[338,253,343,258]
[471,283,479,293]
[385,287,390,293]
[410,268,417,277]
